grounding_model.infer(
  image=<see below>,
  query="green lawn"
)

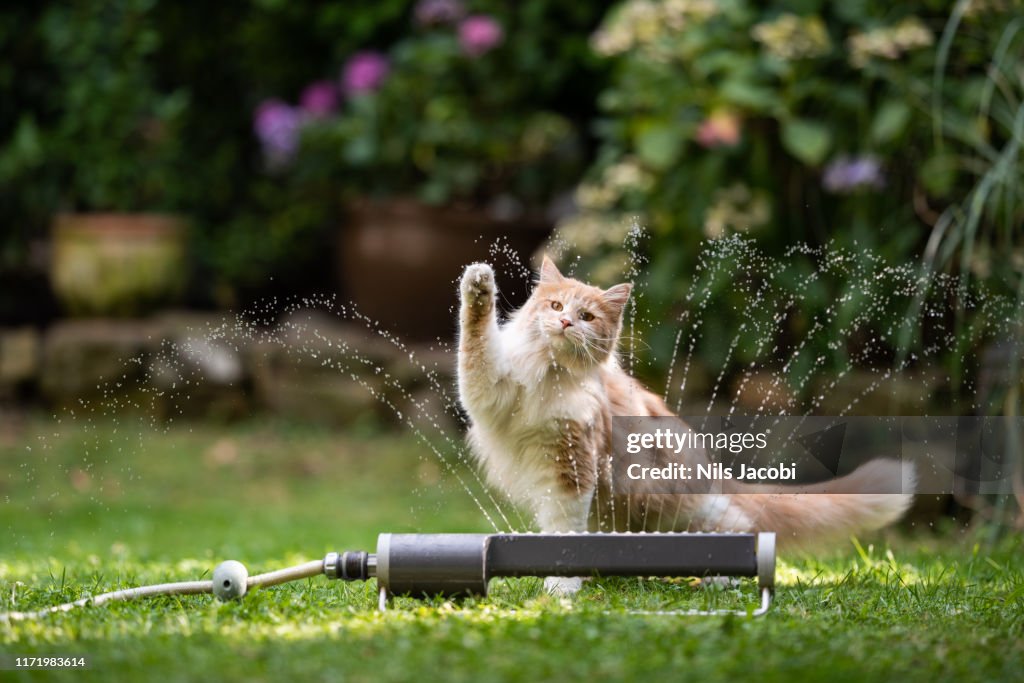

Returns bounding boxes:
[1,418,1022,682]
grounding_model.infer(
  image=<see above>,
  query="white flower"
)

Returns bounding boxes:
[574,158,654,211]
[752,14,832,60]
[848,17,933,68]
[604,158,655,194]
[702,183,771,239]
[591,0,721,57]
[662,0,719,30]
[555,212,635,255]
[575,183,617,211]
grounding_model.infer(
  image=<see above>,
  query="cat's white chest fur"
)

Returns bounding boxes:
[461,324,606,516]
[499,325,605,424]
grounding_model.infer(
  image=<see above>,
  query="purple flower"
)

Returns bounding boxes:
[823,155,885,194]
[414,0,465,26]
[341,51,390,95]
[458,15,504,56]
[253,98,302,167]
[299,81,338,118]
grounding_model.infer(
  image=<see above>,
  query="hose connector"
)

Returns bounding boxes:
[324,551,373,581]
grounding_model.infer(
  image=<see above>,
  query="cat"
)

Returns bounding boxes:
[457,256,915,594]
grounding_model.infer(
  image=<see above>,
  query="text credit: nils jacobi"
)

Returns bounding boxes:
[624,427,796,481]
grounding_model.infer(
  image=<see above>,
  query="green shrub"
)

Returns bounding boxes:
[555,0,1023,397]
[0,1,613,303]
[41,0,190,212]
[248,2,612,211]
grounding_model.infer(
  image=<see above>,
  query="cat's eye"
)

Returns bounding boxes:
[551,301,563,311]
[579,310,594,322]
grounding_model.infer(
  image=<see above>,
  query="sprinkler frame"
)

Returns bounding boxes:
[2,532,776,620]
[324,532,776,616]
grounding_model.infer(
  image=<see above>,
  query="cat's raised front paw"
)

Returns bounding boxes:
[544,576,583,596]
[460,263,495,304]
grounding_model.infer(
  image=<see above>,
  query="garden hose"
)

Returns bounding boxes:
[1,559,325,621]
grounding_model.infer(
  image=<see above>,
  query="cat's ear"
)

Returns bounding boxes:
[539,255,564,284]
[602,283,633,315]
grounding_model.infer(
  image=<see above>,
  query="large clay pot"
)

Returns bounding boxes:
[340,199,552,340]
[50,213,187,317]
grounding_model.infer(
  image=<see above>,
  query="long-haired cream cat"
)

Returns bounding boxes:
[457,257,914,594]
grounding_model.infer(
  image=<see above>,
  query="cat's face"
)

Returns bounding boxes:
[523,256,632,367]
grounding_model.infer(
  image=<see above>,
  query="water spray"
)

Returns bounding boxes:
[1,532,776,620]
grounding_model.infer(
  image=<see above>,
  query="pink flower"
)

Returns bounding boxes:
[458,15,504,56]
[415,0,465,26]
[341,51,390,95]
[696,111,742,149]
[299,81,338,118]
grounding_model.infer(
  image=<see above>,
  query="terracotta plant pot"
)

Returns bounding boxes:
[341,199,552,340]
[50,213,187,317]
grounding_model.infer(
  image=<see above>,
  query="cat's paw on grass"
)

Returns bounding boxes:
[544,576,583,596]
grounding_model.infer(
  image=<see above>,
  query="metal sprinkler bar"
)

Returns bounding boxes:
[1,532,776,620]
[323,532,776,616]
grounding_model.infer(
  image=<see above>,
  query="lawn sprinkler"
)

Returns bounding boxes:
[1,532,776,620]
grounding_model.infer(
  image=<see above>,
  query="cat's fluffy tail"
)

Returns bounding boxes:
[713,459,916,544]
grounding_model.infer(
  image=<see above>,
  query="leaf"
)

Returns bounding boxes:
[344,136,376,164]
[635,122,684,171]
[781,119,832,166]
[919,154,959,197]
[0,116,44,178]
[720,79,779,112]
[870,100,911,145]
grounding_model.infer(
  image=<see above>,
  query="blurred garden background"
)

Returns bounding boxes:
[1,0,1022,400]
[1,1,1024,677]
[2,0,1022,490]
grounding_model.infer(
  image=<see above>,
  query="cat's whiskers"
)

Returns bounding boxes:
[575,336,603,367]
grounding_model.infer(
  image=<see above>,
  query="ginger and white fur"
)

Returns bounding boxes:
[457,257,915,594]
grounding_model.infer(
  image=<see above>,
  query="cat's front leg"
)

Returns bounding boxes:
[535,491,593,597]
[458,263,502,405]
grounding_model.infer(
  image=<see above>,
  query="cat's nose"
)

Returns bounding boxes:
[560,318,573,329]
